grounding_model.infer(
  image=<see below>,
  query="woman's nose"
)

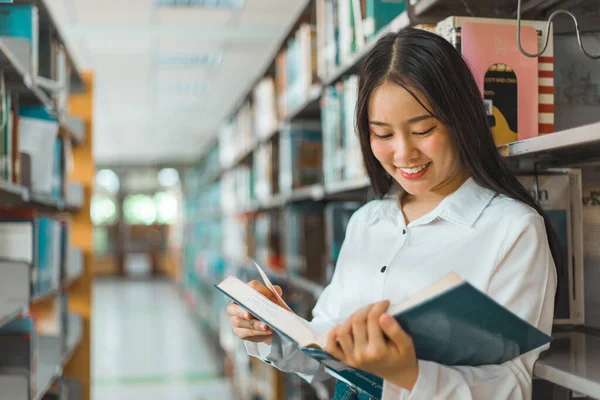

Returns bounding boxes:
[392,136,419,163]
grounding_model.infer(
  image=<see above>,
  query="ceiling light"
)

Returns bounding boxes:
[154,0,243,8]
[157,52,222,67]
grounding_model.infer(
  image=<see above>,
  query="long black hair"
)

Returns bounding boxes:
[356,28,563,280]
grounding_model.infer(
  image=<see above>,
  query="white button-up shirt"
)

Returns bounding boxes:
[246,177,557,399]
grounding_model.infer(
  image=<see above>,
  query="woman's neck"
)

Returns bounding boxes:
[400,169,470,224]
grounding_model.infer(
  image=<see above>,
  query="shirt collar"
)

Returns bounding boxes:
[368,177,497,228]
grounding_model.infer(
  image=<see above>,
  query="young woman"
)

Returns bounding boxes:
[226,28,560,399]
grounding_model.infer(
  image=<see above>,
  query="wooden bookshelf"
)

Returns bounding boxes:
[62,71,95,400]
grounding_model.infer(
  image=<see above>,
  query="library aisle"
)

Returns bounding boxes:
[91,278,234,400]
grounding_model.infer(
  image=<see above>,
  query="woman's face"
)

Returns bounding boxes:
[368,81,469,200]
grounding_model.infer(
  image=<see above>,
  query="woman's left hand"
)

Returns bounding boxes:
[324,300,420,391]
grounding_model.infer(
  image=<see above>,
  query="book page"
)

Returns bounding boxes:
[251,260,293,312]
[387,272,463,315]
[218,276,318,348]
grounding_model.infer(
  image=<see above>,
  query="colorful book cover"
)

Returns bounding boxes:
[461,22,538,143]
[436,16,555,140]
[0,4,39,75]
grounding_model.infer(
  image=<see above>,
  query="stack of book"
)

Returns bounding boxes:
[321,75,366,186]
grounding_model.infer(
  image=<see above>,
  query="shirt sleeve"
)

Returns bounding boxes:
[244,205,364,383]
[383,213,558,400]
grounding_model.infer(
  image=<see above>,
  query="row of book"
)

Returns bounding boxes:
[0,3,72,114]
[0,89,78,204]
[0,291,82,400]
[0,207,84,300]
[221,122,326,212]
[316,0,406,79]
[322,75,366,185]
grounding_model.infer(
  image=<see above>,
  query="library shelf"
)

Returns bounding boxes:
[500,122,600,167]
[33,315,83,400]
[534,331,600,399]
[413,0,440,16]
[285,184,326,202]
[0,36,53,109]
[285,85,323,122]
[324,177,371,195]
[0,314,83,400]
[62,117,86,146]
[12,0,85,92]
[0,35,86,145]
[0,180,83,213]
[322,11,411,87]
[0,305,24,329]
[31,272,85,305]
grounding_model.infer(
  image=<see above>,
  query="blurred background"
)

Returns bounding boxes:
[0,0,599,399]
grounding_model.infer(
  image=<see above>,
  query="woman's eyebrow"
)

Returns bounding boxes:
[407,115,433,123]
[368,121,391,126]
[369,115,433,126]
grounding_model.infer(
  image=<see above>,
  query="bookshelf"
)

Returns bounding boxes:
[180,1,600,399]
[0,0,93,398]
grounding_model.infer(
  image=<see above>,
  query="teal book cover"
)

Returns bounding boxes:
[0,4,35,41]
[366,0,405,39]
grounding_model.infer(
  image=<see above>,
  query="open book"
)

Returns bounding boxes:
[215,262,552,398]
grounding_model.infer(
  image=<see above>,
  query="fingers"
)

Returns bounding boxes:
[274,285,283,296]
[233,327,273,342]
[226,302,252,320]
[248,280,280,304]
[336,317,354,358]
[230,315,271,332]
[325,326,344,360]
[380,314,412,349]
[367,301,389,347]
[351,305,371,350]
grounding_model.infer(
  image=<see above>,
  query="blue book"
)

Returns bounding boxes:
[0,4,39,75]
[215,270,551,399]
[365,0,405,39]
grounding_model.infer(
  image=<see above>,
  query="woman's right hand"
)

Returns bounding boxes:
[226,280,283,344]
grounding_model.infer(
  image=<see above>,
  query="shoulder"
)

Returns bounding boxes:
[482,194,549,261]
[349,198,391,222]
[482,193,544,228]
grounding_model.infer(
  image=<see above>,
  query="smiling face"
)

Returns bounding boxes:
[368,81,469,201]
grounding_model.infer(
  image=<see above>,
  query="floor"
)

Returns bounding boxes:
[92,278,235,400]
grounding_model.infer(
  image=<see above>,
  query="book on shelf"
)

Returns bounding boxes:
[215,262,552,398]
[324,201,362,281]
[279,121,323,195]
[283,203,326,284]
[321,84,344,186]
[0,208,65,298]
[18,106,62,197]
[253,77,278,140]
[517,169,584,325]
[0,3,39,77]
[286,24,318,114]
[316,0,406,79]
[363,0,405,40]
[436,16,555,142]
[0,315,37,397]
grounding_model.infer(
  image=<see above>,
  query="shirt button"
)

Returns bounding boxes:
[402,229,407,235]
[381,266,387,273]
